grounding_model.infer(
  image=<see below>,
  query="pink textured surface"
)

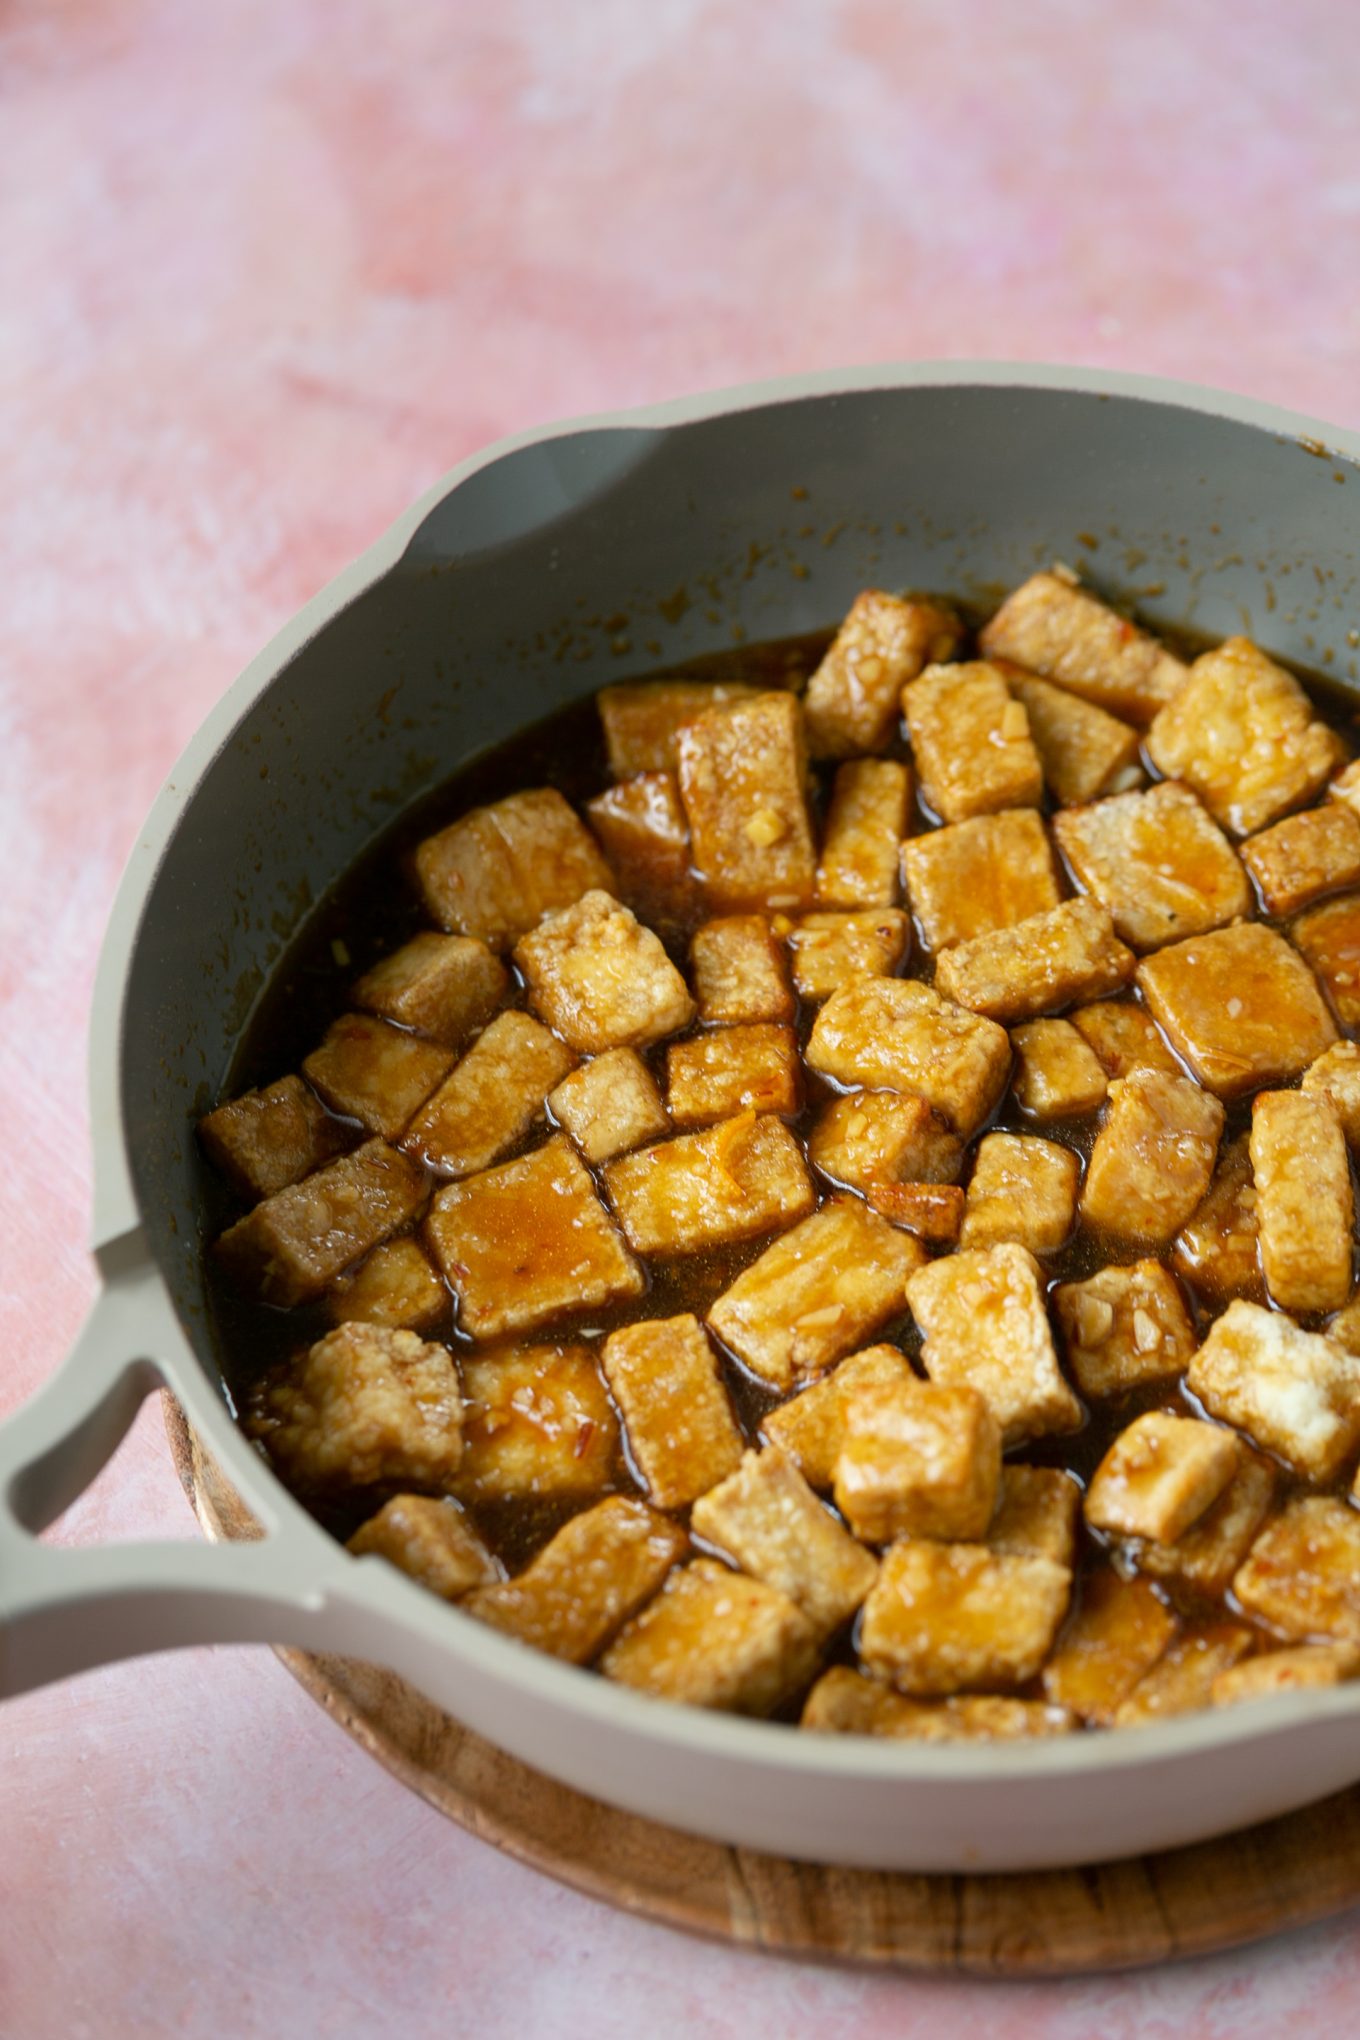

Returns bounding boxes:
[4,1,1360,2031]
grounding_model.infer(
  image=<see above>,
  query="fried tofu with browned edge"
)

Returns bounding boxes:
[902,808,1060,955]
[1052,1260,1195,1399]
[860,1541,1071,1695]
[980,570,1187,724]
[902,661,1044,822]
[603,1111,814,1257]
[676,692,818,911]
[601,1315,744,1510]
[906,1243,1083,1445]
[691,1448,878,1638]
[600,1558,821,1715]
[217,1139,428,1307]
[689,914,795,1025]
[414,787,614,949]
[466,1497,688,1664]
[933,899,1135,1025]
[515,890,695,1054]
[834,1378,1000,1544]
[816,758,911,907]
[1187,1300,1360,1484]
[246,1322,463,1494]
[349,1494,500,1600]
[1080,1066,1224,1246]
[548,1047,670,1164]
[199,1074,349,1204]
[1052,781,1249,952]
[403,1010,575,1178]
[804,590,960,757]
[1249,1089,1353,1312]
[456,1343,618,1502]
[1137,922,1338,1098]
[353,932,507,1049]
[805,975,1010,1137]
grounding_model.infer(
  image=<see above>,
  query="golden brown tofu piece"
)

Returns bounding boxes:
[547,1047,670,1164]
[1145,637,1340,835]
[348,1494,500,1600]
[676,692,817,911]
[689,914,794,1025]
[1134,1445,1277,1599]
[1171,1133,1263,1304]
[353,932,508,1049]
[585,771,697,929]
[860,1542,1071,1695]
[599,1557,820,1715]
[1080,1067,1224,1246]
[1329,757,1360,819]
[1250,1090,1353,1313]
[986,1465,1081,1568]
[807,1090,964,1194]
[1187,1300,1360,1484]
[1053,782,1250,953]
[1005,668,1143,804]
[834,1379,1000,1544]
[514,890,695,1054]
[864,1181,966,1245]
[217,1139,428,1307]
[603,1111,814,1257]
[457,1343,618,1502]
[960,1132,1079,1254]
[302,1014,454,1141]
[901,808,1060,954]
[597,678,759,777]
[665,1023,800,1126]
[980,570,1187,724]
[1213,1642,1360,1707]
[245,1322,463,1494]
[466,1497,687,1665]
[1292,891,1360,1030]
[1009,1018,1109,1121]
[600,1315,744,1510]
[801,1667,1073,1741]
[414,787,614,949]
[1084,1414,1240,1545]
[403,1010,575,1178]
[1041,1569,1178,1724]
[761,1344,915,1491]
[1233,1498,1360,1644]
[708,1193,923,1388]
[426,1136,644,1342]
[1302,1040,1360,1147]
[198,1074,349,1203]
[787,908,910,1002]
[816,758,911,908]
[907,1243,1083,1445]
[902,660,1044,822]
[1241,803,1360,917]
[804,590,960,756]
[934,898,1135,1024]
[1115,1622,1254,1726]
[805,976,1011,1137]
[691,1447,878,1638]
[1137,922,1338,1098]
[1052,1259,1196,1399]
[326,1236,447,1332]
[1069,999,1181,1078]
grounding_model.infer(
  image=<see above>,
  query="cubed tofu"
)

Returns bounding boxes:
[805,976,1011,1137]
[217,1139,429,1307]
[1213,1642,1360,1707]
[676,691,817,911]
[1137,922,1338,1098]
[1009,1018,1109,1121]
[907,1244,1083,1445]
[980,570,1188,724]
[901,809,1060,954]
[1187,1299,1360,1483]
[807,1090,964,1193]
[933,898,1135,1024]
[1052,782,1250,952]
[245,1322,463,1493]
[585,771,698,930]
[1331,757,1360,817]
[1302,1040,1360,1147]
[302,1014,454,1140]
[198,1074,349,1203]
[353,932,508,1049]
[902,661,1044,822]
[599,1557,821,1715]
[1114,1623,1254,1726]
[689,914,795,1025]
[600,1315,744,1509]
[691,1447,879,1638]
[1069,999,1181,1078]
[986,1465,1081,1568]
[514,890,694,1054]
[1250,1090,1353,1313]
[327,1236,447,1332]
[804,590,960,756]
[801,1668,1074,1741]
[1233,1498,1360,1644]
[665,1023,800,1126]
[834,1379,1000,1544]
[1041,1569,1178,1724]
[1171,1133,1264,1303]
[787,909,911,1001]
[1052,1260,1196,1399]
[402,1010,575,1178]
[602,1112,814,1257]
[1004,668,1143,804]
[466,1497,688,1664]
[761,1344,916,1491]
[816,759,912,907]
[457,1343,618,1501]
[1080,1067,1224,1245]
[707,1193,924,1388]
[859,1542,1071,1695]
[1134,1444,1277,1598]
[597,678,759,777]
[1241,802,1360,917]
[1145,637,1340,835]
[1084,1413,1240,1545]
[1292,891,1360,1030]
[348,1494,500,1600]
[960,1132,1079,1253]
[864,1181,966,1244]
[414,787,614,949]
[426,1136,644,1342]
[547,1046,670,1164]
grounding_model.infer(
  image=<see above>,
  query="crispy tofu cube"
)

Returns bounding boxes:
[414,787,614,949]
[1187,1300,1360,1483]
[689,913,795,1025]
[547,1046,669,1164]
[816,759,912,907]
[198,1074,349,1203]
[1053,1259,1196,1399]
[353,932,508,1049]
[675,692,817,911]
[1009,1018,1109,1121]
[1250,1090,1353,1313]
[860,1542,1071,1695]
[457,1342,618,1501]
[901,809,1060,954]
[327,1236,447,1332]
[986,1465,1081,1568]
[1241,802,1360,917]
[597,678,759,777]
[426,1136,644,1342]
[1213,1642,1360,1706]
[245,1322,462,1494]
[902,661,1044,822]
[1135,1444,1277,1598]
[1302,1040,1360,1146]
[1137,922,1338,1097]
[907,1244,1083,1445]
[665,1023,800,1126]
[807,1090,964,1193]
[1052,781,1250,953]
[708,1194,923,1388]
[1233,1498,1360,1644]
[800,1668,1074,1741]
[1080,1067,1224,1245]
[1084,1414,1240,1545]
[980,570,1188,724]
[1041,1569,1178,1724]
[600,1314,744,1509]
[864,1181,965,1244]
[934,898,1135,1024]
[1171,1133,1263,1303]
[805,976,1011,1136]
[514,890,694,1054]
[960,1132,1079,1253]
[602,1112,814,1257]
[403,1010,575,1178]
[834,1379,1000,1543]
[1005,668,1143,804]
[302,1014,454,1140]
[1114,1622,1254,1726]
[348,1494,499,1600]
[1069,999,1181,1078]
[1145,637,1340,835]
[787,908,910,1001]
[466,1497,687,1664]
[1292,891,1360,1030]
[804,590,960,756]
[217,1139,428,1307]
[585,771,697,930]
[691,1447,879,1637]
[599,1557,820,1714]
[1330,757,1360,818]
[761,1344,915,1490]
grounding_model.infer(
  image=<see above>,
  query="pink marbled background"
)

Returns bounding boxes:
[4,1,1360,2032]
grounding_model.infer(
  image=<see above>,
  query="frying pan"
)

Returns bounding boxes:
[4,362,1360,1873]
